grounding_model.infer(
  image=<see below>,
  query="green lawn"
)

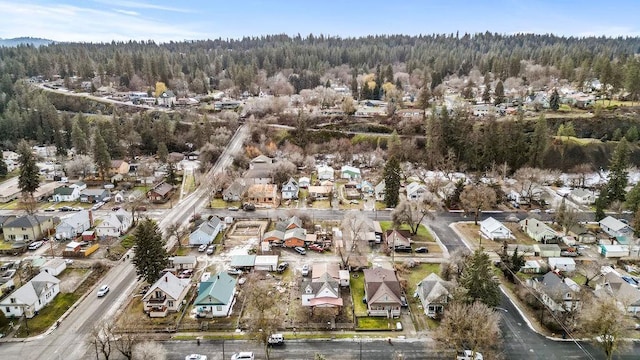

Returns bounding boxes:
[350,273,367,316]
[570,273,587,285]
[356,317,395,330]
[378,221,434,242]
[552,135,601,146]
[403,263,441,294]
[16,293,80,337]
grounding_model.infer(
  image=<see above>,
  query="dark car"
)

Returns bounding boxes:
[276,262,289,273]
[308,244,324,253]
[394,245,412,253]
[415,247,428,253]
[242,203,256,211]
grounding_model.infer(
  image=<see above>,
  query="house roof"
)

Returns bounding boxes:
[520,218,557,238]
[42,258,67,269]
[110,159,126,168]
[144,272,190,301]
[4,215,51,229]
[193,218,221,237]
[149,182,173,197]
[97,214,122,229]
[385,230,410,246]
[81,188,107,196]
[406,182,427,196]
[275,216,302,232]
[363,267,402,305]
[570,188,592,197]
[312,262,340,281]
[54,185,76,196]
[536,271,579,297]
[194,272,236,306]
[245,168,272,179]
[284,227,306,241]
[230,255,256,267]
[251,155,273,164]
[223,179,248,196]
[59,210,90,227]
[416,273,452,304]
[263,230,284,241]
[599,216,630,232]
[254,255,278,266]
[283,177,298,187]
[341,165,361,174]
[0,272,59,306]
[171,256,196,265]
[480,217,508,233]
[548,257,576,266]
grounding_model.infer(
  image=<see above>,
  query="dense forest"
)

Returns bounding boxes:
[1,33,640,173]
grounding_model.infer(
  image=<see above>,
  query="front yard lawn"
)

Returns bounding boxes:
[16,293,80,337]
[350,273,367,316]
[356,317,396,330]
[379,221,434,242]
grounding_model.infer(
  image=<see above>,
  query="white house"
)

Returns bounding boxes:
[298,176,310,188]
[40,258,67,277]
[55,210,92,240]
[95,210,132,239]
[340,165,361,180]
[569,188,596,205]
[189,218,222,246]
[599,216,633,239]
[548,257,576,272]
[52,185,80,202]
[520,218,558,242]
[316,165,334,181]
[599,244,630,258]
[170,256,197,270]
[479,217,513,241]
[529,271,581,313]
[415,273,453,318]
[374,180,386,201]
[406,182,428,200]
[0,272,60,318]
[142,272,190,317]
[194,272,237,318]
[281,177,299,200]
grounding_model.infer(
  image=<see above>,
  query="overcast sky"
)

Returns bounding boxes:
[1,0,639,43]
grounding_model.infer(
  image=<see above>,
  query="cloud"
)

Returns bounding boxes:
[113,9,139,16]
[93,0,192,13]
[0,2,207,42]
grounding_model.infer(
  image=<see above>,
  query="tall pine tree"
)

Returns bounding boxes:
[528,115,549,167]
[459,248,501,307]
[17,140,40,197]
[383,156,401,208]
[132,219,169,284]
[93,131,111,181]
[605,138,629,204]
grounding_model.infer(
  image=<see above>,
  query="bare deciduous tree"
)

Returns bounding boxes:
[459,184,497,225]
[434,301,502,359]
[64,154,95,178]
[577,296,633,360]
[243,273,283,360]
[440,248,471,282]
[133,341,167,360]
[89,321,114,360]
[513,167,542,205]
[338,212,369,269]
[391,193,442,235]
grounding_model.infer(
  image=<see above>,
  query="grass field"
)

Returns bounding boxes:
[16,293,80,337]
[553,135,601,146]
[350,272,367,316]
[378,221,434,242]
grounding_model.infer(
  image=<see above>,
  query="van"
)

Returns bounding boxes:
[294,246,306,255]
[268,333,284,346]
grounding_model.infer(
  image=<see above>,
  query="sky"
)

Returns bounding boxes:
[0,0,639,43]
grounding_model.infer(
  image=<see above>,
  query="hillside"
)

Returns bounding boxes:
[0,37,54,47]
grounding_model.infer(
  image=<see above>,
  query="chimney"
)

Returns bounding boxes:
[165,276,168,282]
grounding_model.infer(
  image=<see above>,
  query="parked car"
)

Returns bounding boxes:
[92,201,105,210]
[415,247,428,253]
[400,296,408,308]
[242,203,256,211]
[394,245,412,253]
[301,264,310,276]
[60,206,74,212]
[97,284,110,297]
[276,262,289,273]
[529,209,541,214]
[198,244,207,252]
[179,269,193,278]
[111,206,121,211]
[227,268,243,276]
[308,244,324,253]
[28,241,44,250]
[294,246,307,255]
[268,333,284,346]
[185,355,207,360]
[227,206,240,211]
[457,350,483,360]
[231,352,254,360]
[206,244,216,255]
[560,250,579,257]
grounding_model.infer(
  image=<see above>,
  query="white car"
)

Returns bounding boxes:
[231,352,254,360]
[185,355,207,360]
[198,244,207,252]
[28,241,44,250]
[457,350,483,360]
[97,285,110,297]
[301,264,310,276]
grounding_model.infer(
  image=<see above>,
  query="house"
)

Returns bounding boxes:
[0,272,60,318]
[189,218,222,246]
[244,168,273,184]
[170,256,197,270]
[570,188,596,205]
[158,90,176,107]
[363,267,403,317]
[146,181,174,203]
[142,272,190,317]
[599,244,630,258]
[301,262,343,311]
[223,179,249,202]
[375,180,386,201]
[529,271,581,312]
[249,155,274,170]
[246,184,279,207]
[275,216,303,232]
[385,230,411,249]
[283,228,307,248]
[599,216,633,239]
[521,259,546,274]
[568,224,597,244]
[194,272,237,318]
[308,185,332,199]
[359,180,374,195]
[110,160,130,175]
[3,215,54,242]
[52,185,80,202]
[113,191,125,203]
[415,273,453,318]
[254,255,279,271]
[127,189,144,203]
[281,178,299,200]
[479,217,513,241]
[80,188,109,203]
[230,255,256,270]
[298,176,310,188]
[340,165,361,180]
[548,257,576,272]
[534,243,562,258]
[594,271,640,315]
[520,218,558,243]
[40,258,67,276]
[316,165,334,181]
[95,210,132,239]
[406,182,428,200]
[55,210,92,240]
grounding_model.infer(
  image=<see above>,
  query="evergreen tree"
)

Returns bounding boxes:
[157,142,168,164]
[528,115,549,167]
[71,122,88,155]
[595,193,607,221]
[0,158,7,177]
[131,219,169,284]
[166,161,177,185]
[625,126,639,142]
[383,156,401,208]
[459,248,501,307]
[493,80,505,105]
[17,140,40,196]
[605,138,629,204]
[93,131,111,180]
[549,89,560,111]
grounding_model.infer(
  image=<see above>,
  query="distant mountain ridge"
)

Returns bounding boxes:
[0,37,54,47]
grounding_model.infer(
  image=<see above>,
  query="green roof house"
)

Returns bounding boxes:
[194,272,237,317]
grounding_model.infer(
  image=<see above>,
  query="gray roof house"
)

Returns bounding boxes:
[282,177,299,200]
[223,179,249,202]
[189,218,222,246]
[520,218,558,243]
[415,273,453,318]
[599,216,633,239]
[194,272,237,318]
[529,271,581,313]
[55,210,92,240]
[142,272,190,317]
[0,272,60,318]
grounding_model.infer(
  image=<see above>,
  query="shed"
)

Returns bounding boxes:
[548,257,576,272]
[82,230,96,242]
[230,255,256,269]
[521,260,546,274]
[254,255,278,271]
[599,244,630,258]
[339,269,350,287]
[65,241,82,252]
[170,256,197,270]
[41,258,67,276]
[534,243,561,257]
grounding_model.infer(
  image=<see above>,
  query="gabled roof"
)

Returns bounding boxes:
[54,185,77,196]
[312,262,340,281]
[149,182,173,197]
[520,218,557,238]
[144,272,190,301]
[59,210,90,227]
[230,255,256,267]
[363,267,402,305]
[97,214,122,229]
[599,216,630,232]
[4,215,51,229]
[81,188,108,196]
[284,227,306,241]
[536,271,579,297]
[263,230,284,241]
[480,217,508,233]
[341,165,361,174]
[193,218,221,237]
[275,216,302,232]
[416,273,452,304]
[0,272,59,306]
[570,188,592,197]
[283,177,298,187]
[171,256,196,265]
[385,230,410,246]
[194,272,236,306]
[251,155,273,164]
[406,182,427,196]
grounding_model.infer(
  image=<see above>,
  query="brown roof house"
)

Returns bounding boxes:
[110,160,130,175]
[363,267,403,317]
[147,181,174,203]
[301,262,343,314]
[142,272,190,318]
[246,184,279,207]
